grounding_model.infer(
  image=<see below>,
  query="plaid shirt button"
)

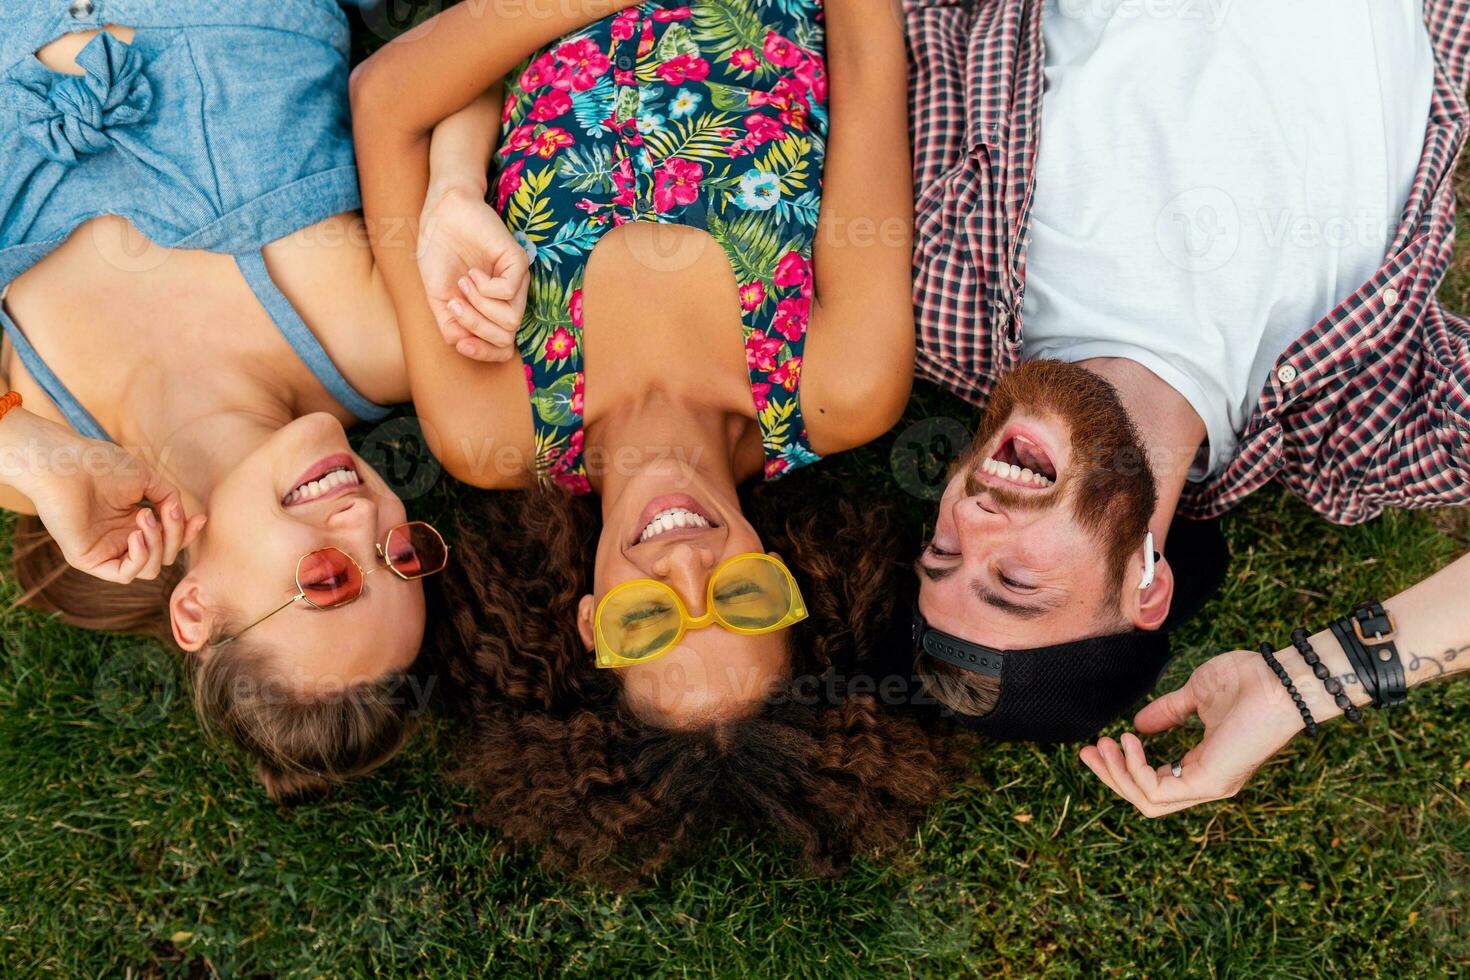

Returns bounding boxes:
[1382,286,1401,308]
[1276,364,1298,385]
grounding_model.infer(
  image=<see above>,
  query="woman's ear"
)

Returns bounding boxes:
[169,574,213,652]
[577,594,597,653]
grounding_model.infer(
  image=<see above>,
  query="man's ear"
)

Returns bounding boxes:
[170,574,214,652]
[1124,555,1174,633]
[577,594,597,653]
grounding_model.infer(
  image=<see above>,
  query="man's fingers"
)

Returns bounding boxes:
[1079,746,1126,799]
[1092,737,1165,815]
[1133,683,1200,734]
[1122,732,1225,809]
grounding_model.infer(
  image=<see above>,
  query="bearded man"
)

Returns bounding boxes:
[904,0,1468,738]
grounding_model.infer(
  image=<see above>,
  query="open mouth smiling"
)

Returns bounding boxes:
[976,429,1058,491]
[629,495,722,549]
[283,454,364,507]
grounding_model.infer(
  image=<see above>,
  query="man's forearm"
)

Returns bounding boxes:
[1275,552,1470,725]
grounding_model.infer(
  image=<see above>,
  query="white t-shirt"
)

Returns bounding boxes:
[1021,0,1433,475]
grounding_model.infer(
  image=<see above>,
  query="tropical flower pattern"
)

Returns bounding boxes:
[495,0,828,492]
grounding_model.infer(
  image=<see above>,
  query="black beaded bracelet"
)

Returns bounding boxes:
[1260,643,1319,737]
[1290,627,1363,724]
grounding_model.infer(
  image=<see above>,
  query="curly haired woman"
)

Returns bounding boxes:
[352,0,941,875]
[437,482,953,882]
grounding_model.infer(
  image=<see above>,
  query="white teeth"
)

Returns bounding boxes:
[283,467,360,505]
[638,507,712,543]
[981,457,1053,488]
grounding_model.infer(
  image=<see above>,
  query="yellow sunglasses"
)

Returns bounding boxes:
[593,553,809,668]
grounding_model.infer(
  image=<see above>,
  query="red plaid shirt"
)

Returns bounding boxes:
[907,0,1470,523]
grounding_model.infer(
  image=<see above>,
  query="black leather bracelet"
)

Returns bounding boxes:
[1330,618,1381,706]
[1290,627,1363,724]
[1332,601,1407,709]
[1260,643,1318,737]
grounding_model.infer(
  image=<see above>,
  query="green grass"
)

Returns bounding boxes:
[2,409,1467,977]
[2,8,1469,976]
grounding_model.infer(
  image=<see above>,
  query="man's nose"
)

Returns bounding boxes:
[954,492,1008,534]
[652,544,718,613]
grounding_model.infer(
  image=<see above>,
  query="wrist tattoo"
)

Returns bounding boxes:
[1333,672,1360,687]
[1406,643,1466,678]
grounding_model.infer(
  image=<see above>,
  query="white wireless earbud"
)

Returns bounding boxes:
[1138,531,1156,590]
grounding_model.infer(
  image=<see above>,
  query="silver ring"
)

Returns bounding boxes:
[1170,759,1183,778]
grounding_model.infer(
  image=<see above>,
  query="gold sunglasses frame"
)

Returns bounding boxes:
[212,521,449,647]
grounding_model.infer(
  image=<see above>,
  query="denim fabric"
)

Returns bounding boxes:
[0,0,389,439]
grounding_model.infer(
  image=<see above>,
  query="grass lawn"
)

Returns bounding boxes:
[3,6,1470,977]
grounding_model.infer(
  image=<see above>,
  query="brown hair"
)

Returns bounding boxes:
[10,515,428,802]
[917,359,1157,719]
[440,482,956,885]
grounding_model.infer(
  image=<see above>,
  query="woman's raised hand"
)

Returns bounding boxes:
[20,416,207,584]
[416,181,530,363]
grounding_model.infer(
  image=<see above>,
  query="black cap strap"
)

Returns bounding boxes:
[917,626,1005,678]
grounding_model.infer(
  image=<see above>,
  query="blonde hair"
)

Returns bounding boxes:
[10,515,426,802]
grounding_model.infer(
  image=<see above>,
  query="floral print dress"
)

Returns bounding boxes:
[495,0,828,493]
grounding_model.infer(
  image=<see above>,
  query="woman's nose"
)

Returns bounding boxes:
[652,544,717,611]
[324,497,380,539]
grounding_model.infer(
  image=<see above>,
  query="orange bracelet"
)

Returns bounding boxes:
[0,390,21,422]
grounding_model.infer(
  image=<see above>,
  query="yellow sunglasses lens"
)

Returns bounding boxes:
[712,555,795,631]
[598,582,683,662]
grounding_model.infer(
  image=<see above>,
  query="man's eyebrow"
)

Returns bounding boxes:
[971,581,1062,619]
[914,559,957,582]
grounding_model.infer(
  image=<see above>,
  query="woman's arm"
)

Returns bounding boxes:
[417,89,531,363]
[802,0,915,450]
[350,0,635,487]
[1081,552,1470,816]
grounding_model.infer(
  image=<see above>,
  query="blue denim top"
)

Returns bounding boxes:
[0,0,391,440]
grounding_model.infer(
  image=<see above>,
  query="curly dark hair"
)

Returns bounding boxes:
[438,476,956,883]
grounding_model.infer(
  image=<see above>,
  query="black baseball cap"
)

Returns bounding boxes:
[913,514,1230,742]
